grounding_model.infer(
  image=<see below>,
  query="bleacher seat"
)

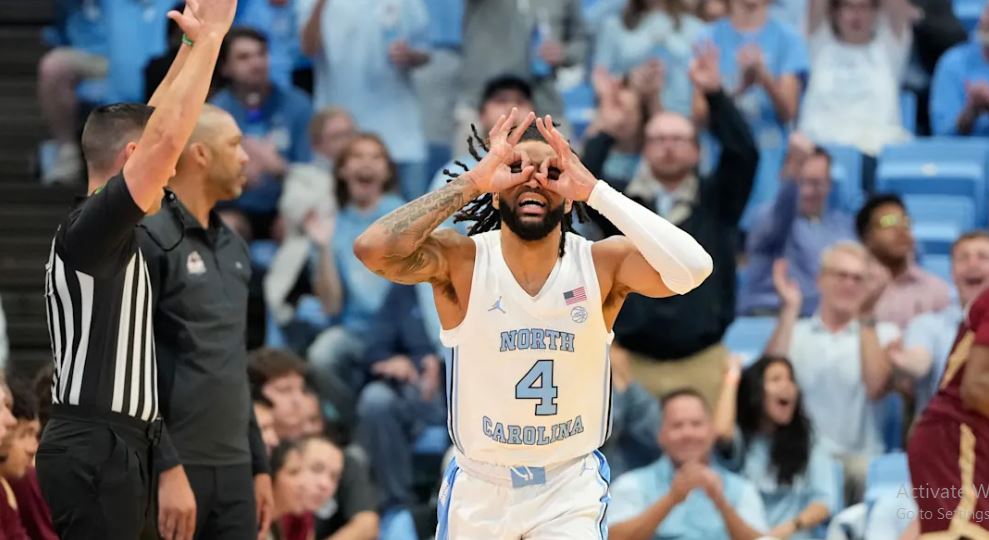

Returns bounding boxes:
[876,138,989,228]
[954,0,983,31]
[864,452,910,506]
[900,90,917,135]
[906,195,976,255]
[824,144,865,212]
[723,316,775,366]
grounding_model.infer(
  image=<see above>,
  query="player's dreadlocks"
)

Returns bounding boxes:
[442,123,590,258]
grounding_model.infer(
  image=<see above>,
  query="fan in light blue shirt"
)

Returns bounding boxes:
[898,233,989,417]
[594,7,706,116]
[738,146,855,316]
[609,389,769,540]
[930,37,989,136]
[704,6,809,227]
[211,28,314,220]
[332,191,405,334]
[234,0,310,88]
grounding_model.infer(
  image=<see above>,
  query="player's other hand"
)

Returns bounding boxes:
[469,107,537,194]
[192,0,237,36]
[159,465,197,540]
[372,355,419,383]
[534,115,597,202]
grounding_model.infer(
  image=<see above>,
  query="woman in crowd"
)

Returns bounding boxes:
[269,440,315,540]
[700,0,808,226]
[306,133,404,396]
[594,0,706,116]
[299,436,345,516]
[714,355,838,539]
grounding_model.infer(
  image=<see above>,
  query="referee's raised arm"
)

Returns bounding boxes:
[123,1,235,212]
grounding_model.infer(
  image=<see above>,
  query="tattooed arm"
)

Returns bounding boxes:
[354,108,537,285]
[353,177,481,285]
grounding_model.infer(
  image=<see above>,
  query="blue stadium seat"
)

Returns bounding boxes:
[723,317,775,366]
[864,452,910,506]
[823,144,865,212]
[906,195,976,255]
[876,138,989,227]
[921,253,953,284]
[954,0,983,31]
[900,90,917,135]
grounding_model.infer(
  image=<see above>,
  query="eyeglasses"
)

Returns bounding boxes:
[874,213,911,230]
[821,267,865,283]
[645,134,694,146]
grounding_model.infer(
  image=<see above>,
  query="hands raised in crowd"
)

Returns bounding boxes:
[690,42,723,95]
[669,461,725,505]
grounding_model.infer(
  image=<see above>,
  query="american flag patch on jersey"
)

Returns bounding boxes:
[563,286,587,305]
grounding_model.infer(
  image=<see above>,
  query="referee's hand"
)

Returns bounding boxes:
[158,465,197,540]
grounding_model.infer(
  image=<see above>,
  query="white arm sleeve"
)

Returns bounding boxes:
[586,180,713,295]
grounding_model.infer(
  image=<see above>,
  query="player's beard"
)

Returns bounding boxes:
[499,201,566,241]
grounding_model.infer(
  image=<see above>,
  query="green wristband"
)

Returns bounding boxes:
[182,34,194,46]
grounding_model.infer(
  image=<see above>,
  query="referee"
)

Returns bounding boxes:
[36,2,236,538]
[141,105,272,540]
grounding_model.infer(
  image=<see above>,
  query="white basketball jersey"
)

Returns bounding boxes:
[440,230,614,467]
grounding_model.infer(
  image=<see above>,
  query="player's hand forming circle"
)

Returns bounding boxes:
[469,107,536,194]
[534,115,597,202]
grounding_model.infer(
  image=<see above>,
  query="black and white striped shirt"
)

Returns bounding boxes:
[44,174,158,422]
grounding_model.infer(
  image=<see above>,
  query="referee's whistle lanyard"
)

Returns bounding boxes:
[137,188,187,253]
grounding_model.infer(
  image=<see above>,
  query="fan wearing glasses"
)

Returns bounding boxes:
[854,193,952,330]
[764,241,899,504]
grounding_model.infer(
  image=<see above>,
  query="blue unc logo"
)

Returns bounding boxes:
[570,306,588,323]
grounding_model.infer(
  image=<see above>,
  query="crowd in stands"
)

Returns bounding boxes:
[7,0,989,537]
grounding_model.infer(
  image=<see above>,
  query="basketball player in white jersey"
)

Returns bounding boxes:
[354,108,713,539]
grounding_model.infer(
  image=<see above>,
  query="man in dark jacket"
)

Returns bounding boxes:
[585,45,759,408]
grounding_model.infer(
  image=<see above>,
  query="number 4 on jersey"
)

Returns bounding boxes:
[515,360,558,415]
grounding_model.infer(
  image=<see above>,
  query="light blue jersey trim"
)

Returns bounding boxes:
[593,450,611,539]
[435,457,460,540]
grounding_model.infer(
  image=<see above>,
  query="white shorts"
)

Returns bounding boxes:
[436,451,611,540]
